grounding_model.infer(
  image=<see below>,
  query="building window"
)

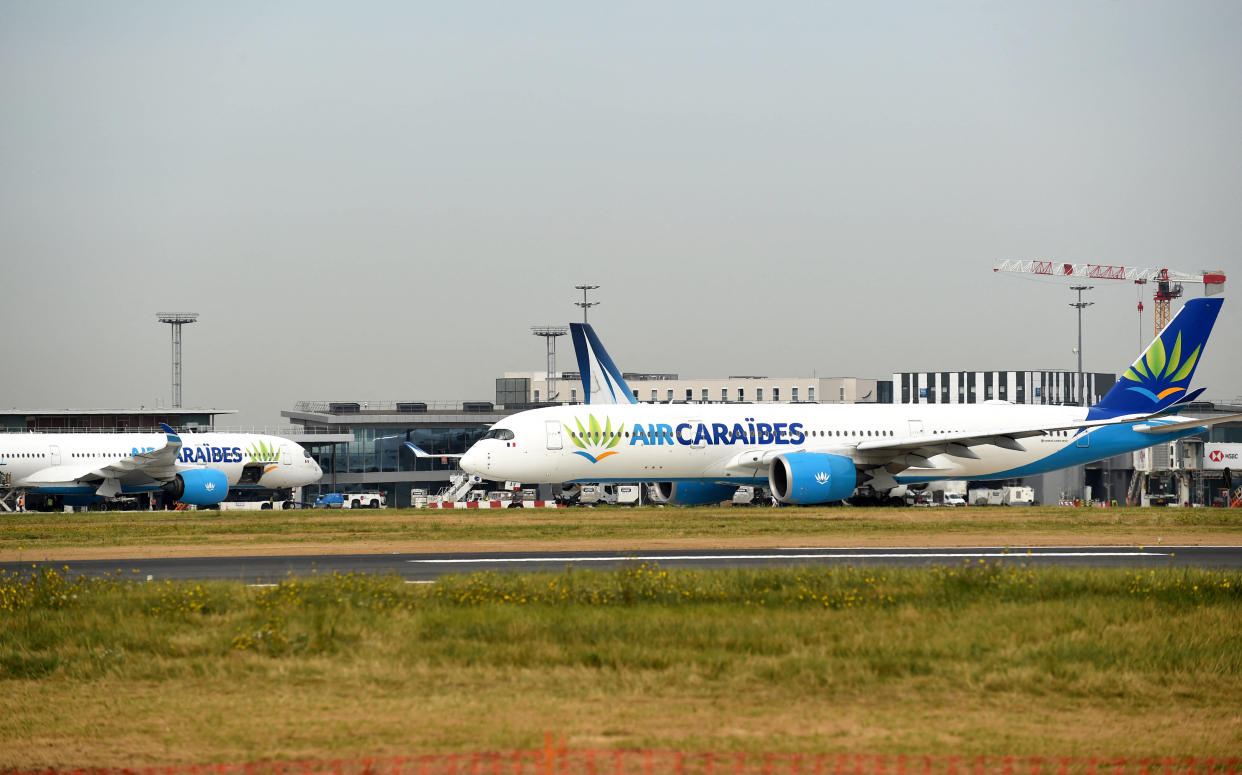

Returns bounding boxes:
[792,387,799,402]
[773,387,780,402]
[533,390,540,403]
[839,386,845,402]
[702,388,709,402]
[571,389,577,403]
[808,387,815,402]
[722,388,728,402]
[757,388,764,402]
[651,389,657,402]
[738,388,745,402]
[686,389,693,402]
[666,389,674,402]
[941,372,950,404]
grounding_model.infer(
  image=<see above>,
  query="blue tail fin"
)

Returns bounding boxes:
[569,323,638,405]
[1091,297,1223,417]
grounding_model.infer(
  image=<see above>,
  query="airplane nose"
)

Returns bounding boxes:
[461,444,483,475]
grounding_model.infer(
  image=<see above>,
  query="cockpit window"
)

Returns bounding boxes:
[483,428,515,441]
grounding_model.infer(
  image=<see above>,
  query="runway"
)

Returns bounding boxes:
[4,545,1241,583]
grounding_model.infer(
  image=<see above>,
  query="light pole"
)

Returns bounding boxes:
[574,284,599,324]
[531,326,568,403]
[1069,286,1093,406]
[156,312,199,408]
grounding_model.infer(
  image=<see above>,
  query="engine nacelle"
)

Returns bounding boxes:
[652,481,737,506]
[769,452,858,505]
[164,468,229,506]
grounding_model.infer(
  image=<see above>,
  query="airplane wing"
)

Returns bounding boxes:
[848,411,1242,471]
[721,412,1159,475]
[23,424,184,497]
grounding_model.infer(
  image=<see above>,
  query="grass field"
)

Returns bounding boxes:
[2,506,1242,560]
[2,563,1241,767]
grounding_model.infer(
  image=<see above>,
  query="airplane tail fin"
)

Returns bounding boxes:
[1091,297,1223,417]
[569,323,638,405]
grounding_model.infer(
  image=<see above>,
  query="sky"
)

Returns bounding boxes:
[2,1,1240,428]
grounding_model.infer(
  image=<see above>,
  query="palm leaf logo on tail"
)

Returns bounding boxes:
[1122,331,1200,404]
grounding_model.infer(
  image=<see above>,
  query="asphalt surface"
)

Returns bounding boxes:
[3,545,1240,582]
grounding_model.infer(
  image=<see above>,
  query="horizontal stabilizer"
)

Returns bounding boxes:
[1134,413,1242,435]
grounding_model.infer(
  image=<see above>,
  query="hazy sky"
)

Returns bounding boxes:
[2,1,1240,428]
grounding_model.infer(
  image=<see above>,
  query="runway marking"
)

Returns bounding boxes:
[411,550,1170,564]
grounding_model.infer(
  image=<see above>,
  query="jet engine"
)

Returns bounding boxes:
[163,468,229,506]
[651,481,737,506]
[768,452,859,505]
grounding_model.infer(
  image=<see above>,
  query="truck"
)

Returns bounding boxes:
[968,486,1035,506]
[315,492,387,509]
[577,484,618,505]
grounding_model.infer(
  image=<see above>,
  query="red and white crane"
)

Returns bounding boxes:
[993,260,1226,336]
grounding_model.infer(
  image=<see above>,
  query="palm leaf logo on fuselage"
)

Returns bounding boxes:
[565,414,625,463]
[1121,331,1200,405]
[247,440,281,464]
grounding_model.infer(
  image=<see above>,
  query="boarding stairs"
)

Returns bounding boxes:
[1125,470,1143,507]
[0,470,21,513]
[439,472,482,503]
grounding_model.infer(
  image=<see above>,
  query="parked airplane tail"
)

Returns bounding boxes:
[570,323,638,405]
[1090,297,1223,418]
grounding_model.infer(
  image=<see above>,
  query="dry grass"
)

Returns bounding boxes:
[2,506,1241,562]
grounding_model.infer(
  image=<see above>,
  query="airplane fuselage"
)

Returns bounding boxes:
[461,402,1196,486]
[0,431,321,494]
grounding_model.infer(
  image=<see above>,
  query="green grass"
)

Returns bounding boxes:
[1,564,1240,766]
[2,506,1241,554]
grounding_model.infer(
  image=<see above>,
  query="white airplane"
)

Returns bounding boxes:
[461,298,1240,505]
[0,424,322,510]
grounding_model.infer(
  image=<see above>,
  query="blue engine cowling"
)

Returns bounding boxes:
[164,468,229,506]
[653,481,738,506]
[769,452,858,505]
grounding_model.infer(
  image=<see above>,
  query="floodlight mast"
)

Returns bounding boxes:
[531,326,569,403]
[574,284,599,324]
[1069,286,1093,406]
[156,313,199,408]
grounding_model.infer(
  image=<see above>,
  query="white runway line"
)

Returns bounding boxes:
[410,550,1169,564]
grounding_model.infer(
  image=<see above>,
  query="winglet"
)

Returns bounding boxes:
[159,423,180,443]
[404,442,463,459]
[569,323,639,405]
[1090,297,1223,418]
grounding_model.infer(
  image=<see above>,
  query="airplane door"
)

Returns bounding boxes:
[282,446,293,465]
[48,445,61,466]
[546,421,563,450]
[908,420,924,436]
[1076,431,1090,449]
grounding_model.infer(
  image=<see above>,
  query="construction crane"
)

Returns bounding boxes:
[992,261,1226,337]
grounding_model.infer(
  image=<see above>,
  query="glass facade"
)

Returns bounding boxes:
[313,425,488,476]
